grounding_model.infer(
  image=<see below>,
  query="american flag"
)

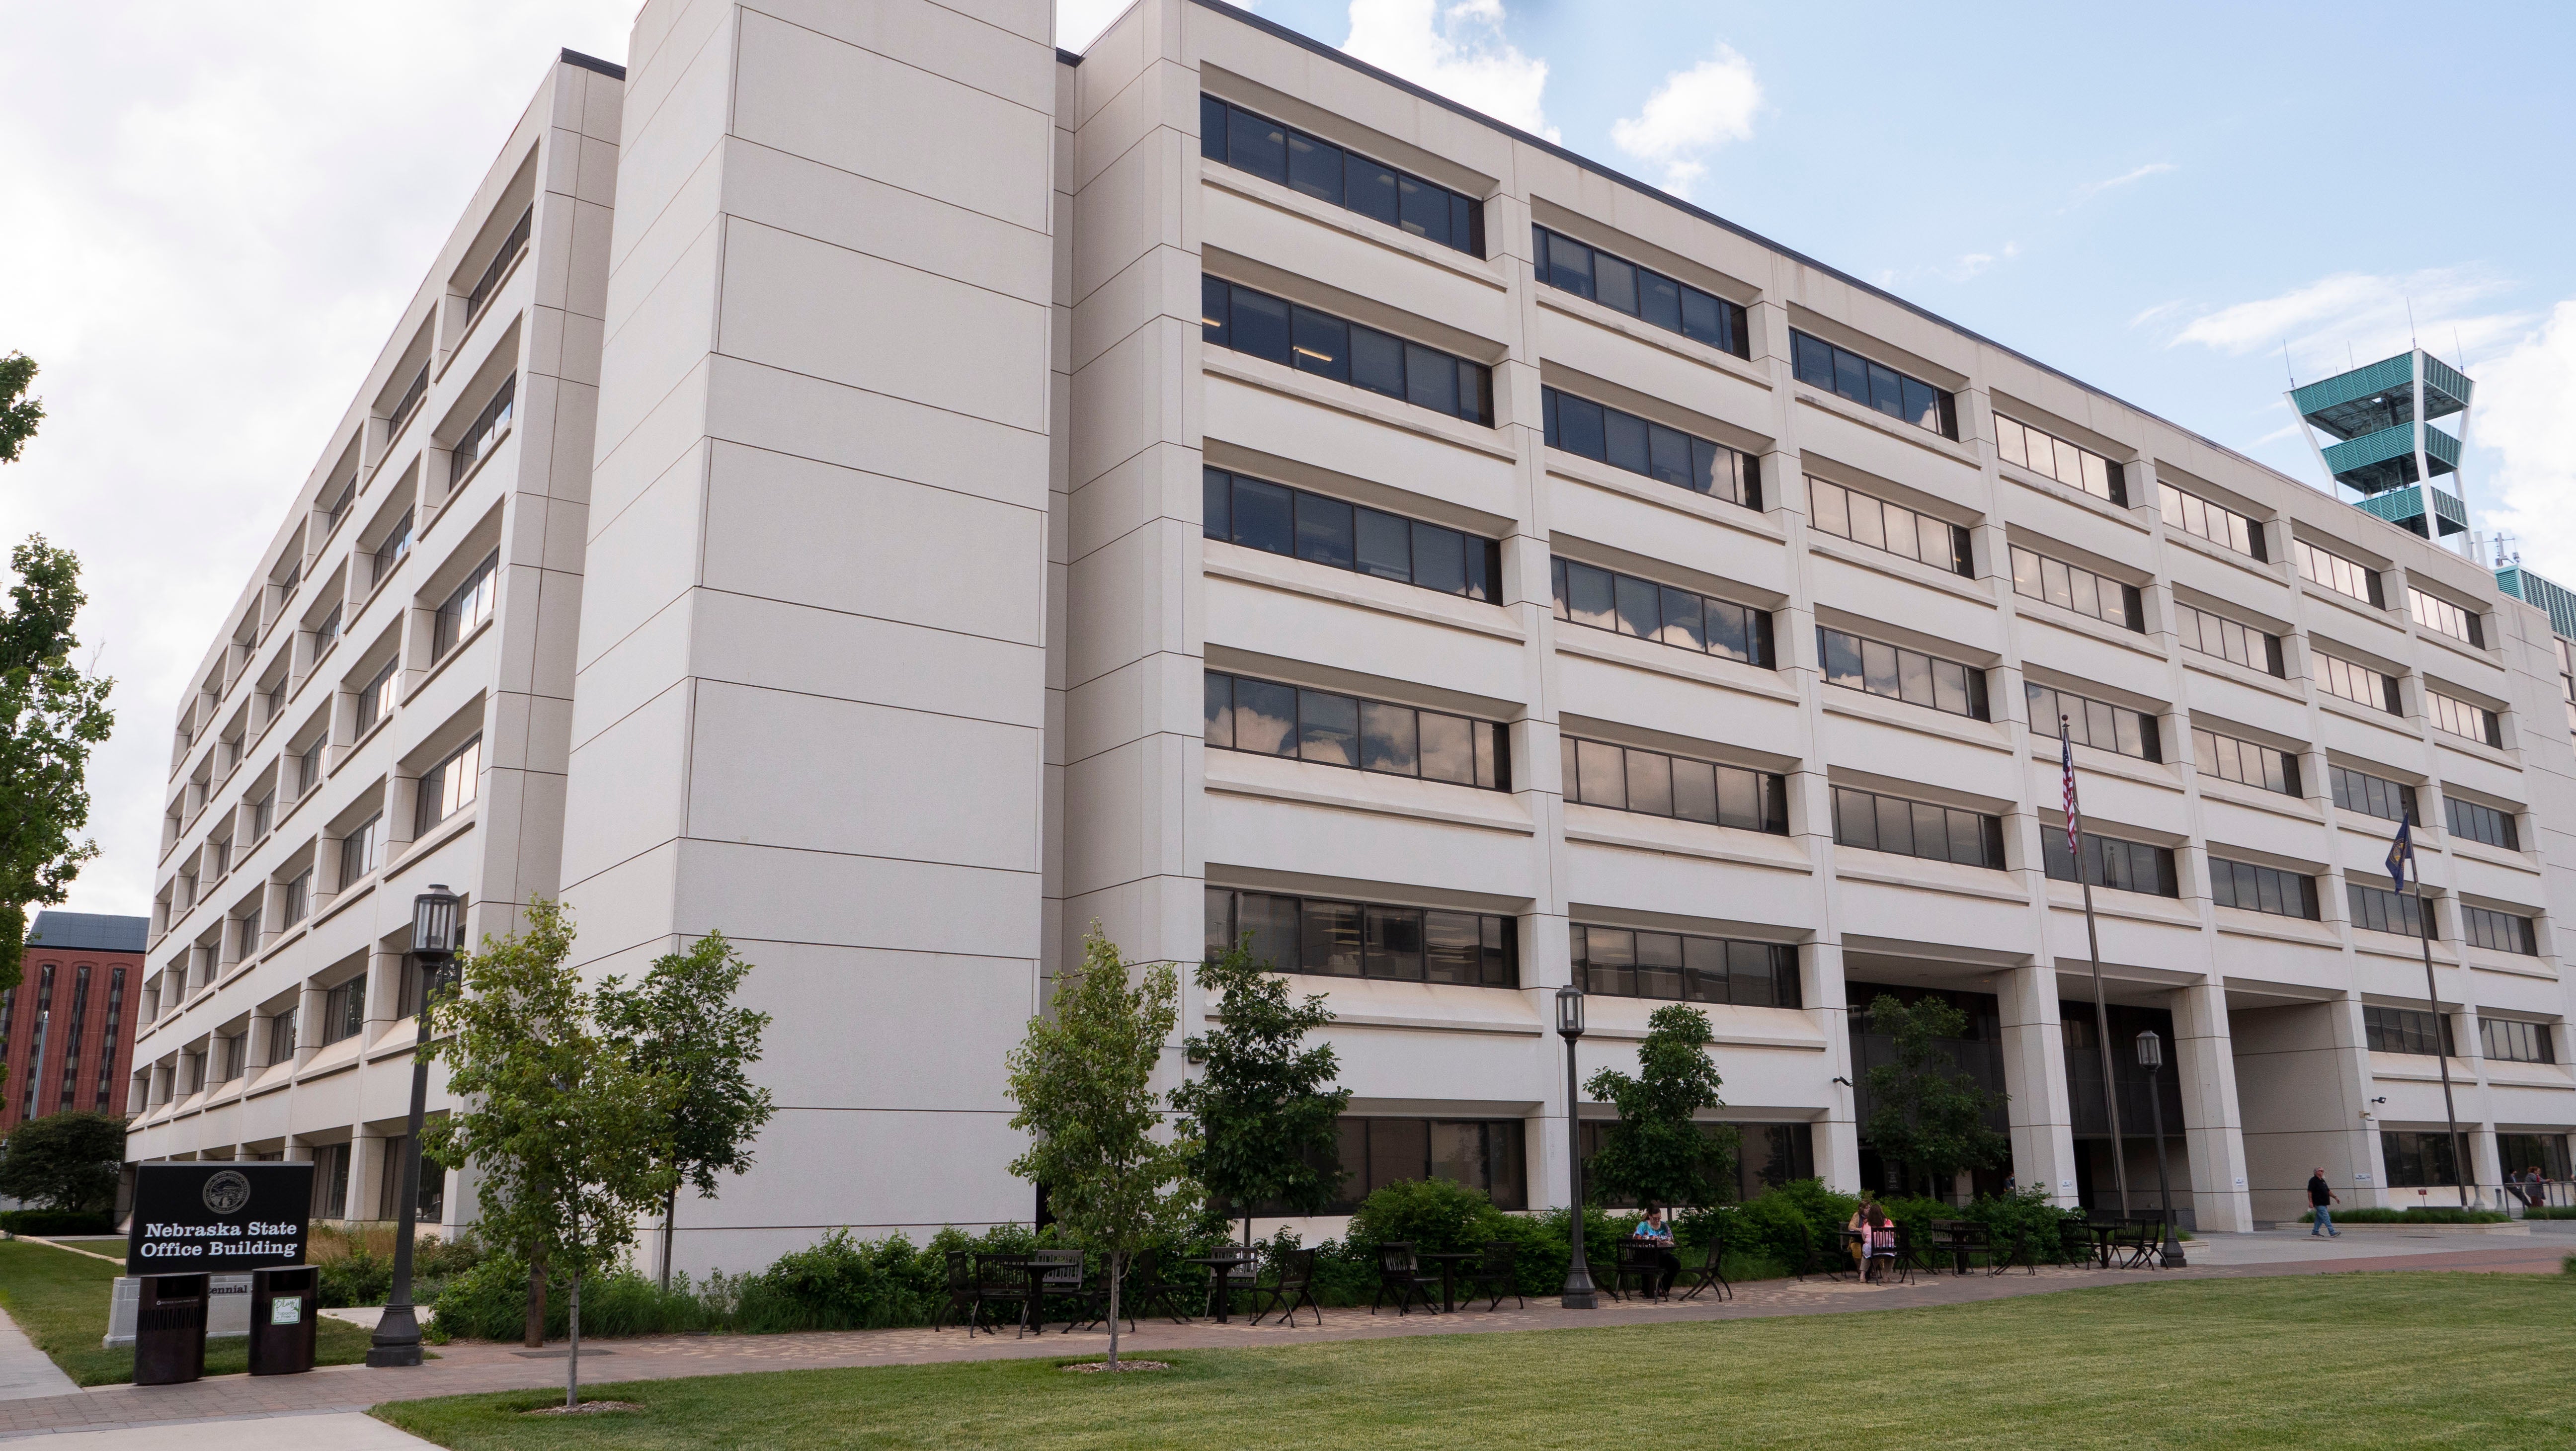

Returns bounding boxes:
[2059,715,2081,853]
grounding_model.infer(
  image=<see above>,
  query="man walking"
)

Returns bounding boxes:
[2307,1167,2341,1237]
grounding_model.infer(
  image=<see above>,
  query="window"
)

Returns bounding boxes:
[371,508,414,586]
[2209,859,2320,919]
[1201,97,1484,255]
[2445,796,2518,851]
[313,604,341,654]
[2329,765,2416,825]
[2158,483,2263,558]
[1204,672,1507,790]
[1201,277,1493,425]
[1202,468,1498,601]
[1559,736,1787,834]
[2348,883,2430,938]
[1570,923,1800,1007]
[281,869,311,927]
[1816,479,1970,576]
[416,735,483,830]
[2462,905,2538,956]
[297,735,327,796]
[322,977,367,1045]
[1542,388,1760,508]
[2174,602,2285,676]
[250,791,274,841]
[1553,558,1773,667]
[2294,538,2382,606]
[2380,1130,2460,1188]
[339,812,383,885]
[268,1008,297,1063]
[432,552,499,661]
[2315,652,2402,714]
[1325,1117,1526,1213]
[2427,689,2501,747]
[2481,1018,2554,1064]
[1996,414,2124,504]
[2364,1005,2452,1056]
[1831,786,2006,869]
[236,905,262,958]
[2193,728,2300,797]
[323,478,356,535]
[2499,1132,2572,1182]
[1819,627,1988,720]
[2558,638,2576,736]
[1204,887,1518,987]
[450,375,516,482]
[386,363,428,441]
[217,1032,245,1083]
[1789,330,1955,438]
[354,656,400,734]
[2026,683,2160,762]
[2042,830,2178,897]
[1530,226,1748,356]
[2009,546,2140,630]
[2408,587,2483,647]
[464,204,533,321]
[95,968,124,1110]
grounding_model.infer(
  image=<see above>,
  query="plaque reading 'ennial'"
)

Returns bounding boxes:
[128,1162,314,1273]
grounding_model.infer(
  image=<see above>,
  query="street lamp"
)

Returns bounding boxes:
[2133,1030,2187,1269]
[368,884,461,1368]
[1556,984,1598,1309]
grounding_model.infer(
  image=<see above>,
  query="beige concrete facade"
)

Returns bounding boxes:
[137,3,2576,1266]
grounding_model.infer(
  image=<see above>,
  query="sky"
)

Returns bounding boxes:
[5,0,2575,922]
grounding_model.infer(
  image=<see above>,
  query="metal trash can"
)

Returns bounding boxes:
[134,1273,209,1386]
[248,1266,318,1376]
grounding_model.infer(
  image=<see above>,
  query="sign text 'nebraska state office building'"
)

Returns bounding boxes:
[127,1163,314,1272]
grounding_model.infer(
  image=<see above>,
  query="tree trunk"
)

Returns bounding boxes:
[659,1184,678,1293]
[523,1252,548,1348]
[566,1271,582,1408]
[1106,1251,1122,1369]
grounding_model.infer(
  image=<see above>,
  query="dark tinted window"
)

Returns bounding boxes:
[2444,796,2519,851]
[2330,765,2417,825]
[2209,859,2320,919]
[1830,786,2005,869]
[2362,1005,2451,1055]
[1204,278,1492,425]
[1205,468,1496,601]
[1819,627,1988,720]
[1571,923,1798,1008]
[1553,558,1772,668]
[1206,671,1506,790]
[2027,683,2160,762]
[2348,883,2430,938]
[1790,330,1952,437]
[1542,386,1758,510]
[1207,887,1516,988]
[2043,830,2178,897]
[1559,736,1787,834]
[1202,97,1484,255]
[2462,904,2537,955]
[1530,226,1748,357]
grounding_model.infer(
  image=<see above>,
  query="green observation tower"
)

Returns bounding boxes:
[2287,347,2475,549]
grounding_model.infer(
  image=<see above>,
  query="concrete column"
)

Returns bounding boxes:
[1812,941,1862,1194]
[2233,994,2380,1218]
[2171,977,2253,1230]
[1996,962,2079,1205]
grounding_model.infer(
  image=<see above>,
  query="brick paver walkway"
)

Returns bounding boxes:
[0,1238,2564,1440]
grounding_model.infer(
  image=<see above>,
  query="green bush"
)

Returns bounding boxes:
[2521,1206,2576,1220]
[2301,1207,2510,1224]
[0,1209,114,1236]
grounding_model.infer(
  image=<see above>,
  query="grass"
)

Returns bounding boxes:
[375,1273,2576,1450]
[0,1239,377,1386]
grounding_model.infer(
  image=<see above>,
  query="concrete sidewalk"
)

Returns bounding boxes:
[0,1309,78,1405]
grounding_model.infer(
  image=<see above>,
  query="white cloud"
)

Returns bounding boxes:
[2068,161,2175,206]
[2160,268,2529,380]
[1057,0,1147,54]
[2470,302,2576,579]
[1343,0,1556,141]
[1610,46,1760,195]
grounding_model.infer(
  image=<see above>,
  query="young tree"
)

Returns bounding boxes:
[1171,937,1349,1244]
[422,899,676,1406]
[1005,927,1199,1369]
[1584,1005,1734,1212]
[597,931,777,1291]
[0,1109,126,1212]
[1861,992,2009,1201]
[0,352,39,464]
[0,538,113,1019]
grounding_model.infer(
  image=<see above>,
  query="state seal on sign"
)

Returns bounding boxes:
[203,1169,253,1215]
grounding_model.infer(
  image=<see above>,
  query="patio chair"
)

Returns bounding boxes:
[1864,1226,1909,1286]
[1204,1245,1261,1318]
[1676,1236,1733,1302]
[971,1252,1042,1337]
[932,1249,981,1332]
[2114,1218,2161,1270]
[1463,1240,1523,1310]
[1609,1240,1676,1301]
[1250,1247,1324,1327]
[1371,1242,1442,1315]
[2061,1218,2102,1268]
[1031,1247,1102,1332]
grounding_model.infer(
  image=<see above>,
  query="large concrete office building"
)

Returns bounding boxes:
[134,0,2576,1267]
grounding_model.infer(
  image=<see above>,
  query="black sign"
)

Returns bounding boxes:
[128,1163,313,1273]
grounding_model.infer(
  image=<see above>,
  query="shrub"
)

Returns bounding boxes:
[2521,1206,2576,1220]
[2300,1207,2510,1224]
[0,1208,114,1236]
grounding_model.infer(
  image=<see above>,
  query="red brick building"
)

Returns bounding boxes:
[1,911,148,1131]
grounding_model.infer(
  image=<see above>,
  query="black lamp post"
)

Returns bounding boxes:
[368,883,460,1368]
[1556,984,1598,1309]
[2134,1030,2187,1269]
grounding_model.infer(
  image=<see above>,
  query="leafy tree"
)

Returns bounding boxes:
[0,1109,125,1212]
[1584,1004,1735,1212]
[1171,936,1349,1243]
[1861,992,2009,1200]
[0,537,113,1018]
[422,898,677,1406]
[597,930,777,1291]
[0,353,39,464]
[1005,926,1200,1368]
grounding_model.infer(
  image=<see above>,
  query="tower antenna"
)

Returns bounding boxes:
[2406,298,2417,348]
[2282,339,2295,387]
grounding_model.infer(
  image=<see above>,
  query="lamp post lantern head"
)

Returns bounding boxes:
[411,884,462,960]
[2135,1028,2163,1071]
[1555,983,1585,1041]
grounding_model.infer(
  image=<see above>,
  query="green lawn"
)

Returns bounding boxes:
[0,1239,376,1386]
[376,1274,2576,1450]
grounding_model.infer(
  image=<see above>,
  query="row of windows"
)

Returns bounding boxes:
[2483,1017,2554,1064]
[1819,628,1989,721]
[1789,331,1956,438]
[1326,1117,1526,1213]
[2463,904,2539,956]
[1569,924,1800,1007]
[2348,883,2429,938]
[2159,483,2263,560]
[2295,538,2381,606]
[2428,690,2502,747]
[2029,682,2160,762]
[2210,858,2321,919]
[2174,602,2285,676]
[416,735,482,833]
[2329,764,2416,825]
[1201,468,1499,602]
[1202,277,1493,425]
[2011,546,2141,631]
[1559,736,1788,834]
[1531,227,1749,356]
[2446,796,2518,851]
[2042,829,2178,897]
[1200,97,1484,256]
[2194,728,2301,797]
[1203,671,1508,790]
[1205,888,1517,988]
[1552,558,1774,667]
[1831,786,2007,869]
[1996,414,2123,504]
[2379,1130,2458,1188]
[431,552,498,662]
[2363,1004,2450,1056]
[449,375,515,484]
[1815,478,1969,576]
[2408,586,2484,647]
[1540,387,1758,508]
[2316,652,2401,714]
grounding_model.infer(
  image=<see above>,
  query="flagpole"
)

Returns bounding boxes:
[2064,716,2132,1219]
[2401,815,2473,1209]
